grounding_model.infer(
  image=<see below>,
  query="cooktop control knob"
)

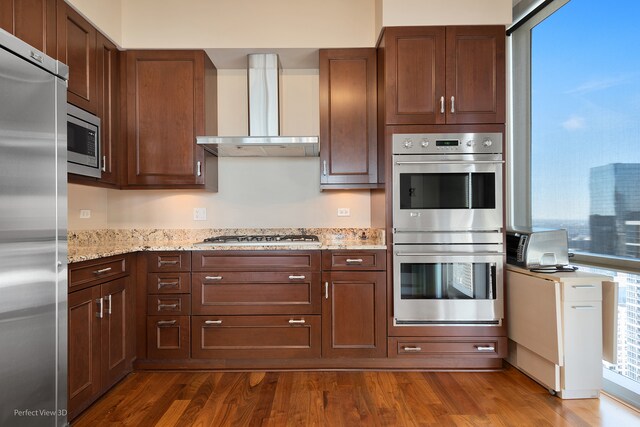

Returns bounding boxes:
[404,139,413,148]
[421,139,429,148]
[483,138,493,147]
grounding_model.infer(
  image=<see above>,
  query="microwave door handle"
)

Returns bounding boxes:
[395,160,505,165]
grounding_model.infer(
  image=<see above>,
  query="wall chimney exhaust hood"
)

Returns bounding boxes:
[197,53,319,157]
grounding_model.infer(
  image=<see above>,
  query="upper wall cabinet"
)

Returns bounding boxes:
[319,48,379,189]
[123,50,217,189]
[0,0,57,57]
[379,26,505,125]
[95,32,119,186]
[57,0,97,114]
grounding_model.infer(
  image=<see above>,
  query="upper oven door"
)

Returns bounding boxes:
[393,154,503,232]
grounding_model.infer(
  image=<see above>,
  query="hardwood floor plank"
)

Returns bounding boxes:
[71,369,640,427]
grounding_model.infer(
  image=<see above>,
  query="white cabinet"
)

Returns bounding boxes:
[505,265,617,399]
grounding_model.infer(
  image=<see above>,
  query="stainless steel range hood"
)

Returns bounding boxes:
[197,53,319,157]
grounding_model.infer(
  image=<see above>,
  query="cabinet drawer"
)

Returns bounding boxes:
[562,281,602,302]
[147,294,191,316]
[389,337,507,358]
[193,250,320,271]
[191,315,321,359]
[322,250,386,270]
[147,273,191,294]
[146,316,190,359]
[69,255,129,290]
[192,272,320,315]
[146,252,191,272]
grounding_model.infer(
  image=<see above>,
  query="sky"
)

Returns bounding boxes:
[530,0,640,221]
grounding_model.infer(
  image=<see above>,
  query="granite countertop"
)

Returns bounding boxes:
[68,228,387,263]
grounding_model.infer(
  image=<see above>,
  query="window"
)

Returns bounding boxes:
[510,0,640,407]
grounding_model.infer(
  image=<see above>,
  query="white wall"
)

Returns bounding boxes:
[121,0,377,49]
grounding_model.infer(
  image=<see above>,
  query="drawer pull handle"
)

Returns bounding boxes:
[288,275,306,280]
[288,319,306,325]
[158,281,179,289]
[158,303,179,310]
[205,320,223,325]
[157,320,176,327]
[402,346,422,352]
[474,345,495,352]
[572,285,596,289]
[572,305,596,310]
[94,267,112,274]
[205,276,223,280]
[346,259,363,264]
[159,260,179,266]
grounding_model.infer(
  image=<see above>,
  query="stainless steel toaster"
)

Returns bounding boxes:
[506,228,569,268]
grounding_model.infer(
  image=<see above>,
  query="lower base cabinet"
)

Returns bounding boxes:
[68,276,132,420]
[146,315,191,359]
[388,336,507,358]
[192,315,321,359]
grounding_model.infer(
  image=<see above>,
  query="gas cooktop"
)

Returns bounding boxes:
[197,234,321,246]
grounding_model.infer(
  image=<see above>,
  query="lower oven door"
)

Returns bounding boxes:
[393,246,504,325]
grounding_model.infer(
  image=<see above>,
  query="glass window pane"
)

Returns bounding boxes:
[530,0,640,262]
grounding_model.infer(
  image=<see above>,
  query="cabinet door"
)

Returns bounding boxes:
[0,0,57,56]
[57,0,97,114]
[95,32,119,185]
[322,271,386,358]
[445,26,505,124]
[101,278,131,390]
[68,286,102,419]
[147,315,190,359]
[124,50,206,187]
[319,48,378,187]
[383,26,446,125]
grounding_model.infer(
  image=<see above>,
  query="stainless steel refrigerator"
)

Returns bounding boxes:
[0,29,68,426]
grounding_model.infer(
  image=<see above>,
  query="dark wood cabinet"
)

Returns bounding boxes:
[144,251,192,360]
[68,254,134,420]
[319,48,379,189]
[191,315,321,359]
[321,250,387,358]
[123,50,217,189]
[56,0,97,114]
[380,25,505,125]
[95,32,119,185]
[0,0,57,56]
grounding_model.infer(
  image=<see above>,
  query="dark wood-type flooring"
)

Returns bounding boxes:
[72,365,640,426]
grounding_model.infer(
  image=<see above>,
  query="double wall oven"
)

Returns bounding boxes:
[392,132,505,325]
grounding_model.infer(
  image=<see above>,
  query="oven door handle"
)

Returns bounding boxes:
[395,252,503,257]
[395,160,505,165]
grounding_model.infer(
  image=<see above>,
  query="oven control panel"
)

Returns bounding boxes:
[392,132,503,155]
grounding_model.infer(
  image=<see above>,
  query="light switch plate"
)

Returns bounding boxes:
[193,207,207,221]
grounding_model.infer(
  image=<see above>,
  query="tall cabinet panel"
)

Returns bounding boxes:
[56,0,97,114]
[319,48,378,188]
[0,0,57,56]
[124,50,216,188]
[95,32,119,185]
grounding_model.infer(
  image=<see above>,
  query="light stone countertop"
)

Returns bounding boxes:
[68,228,386,263]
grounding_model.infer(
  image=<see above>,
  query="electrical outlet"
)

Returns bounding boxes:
[193,207,207,221]
[79,209,91,219]
[337,208,350,217]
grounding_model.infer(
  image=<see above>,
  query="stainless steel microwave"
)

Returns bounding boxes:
[67,103,101,178]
